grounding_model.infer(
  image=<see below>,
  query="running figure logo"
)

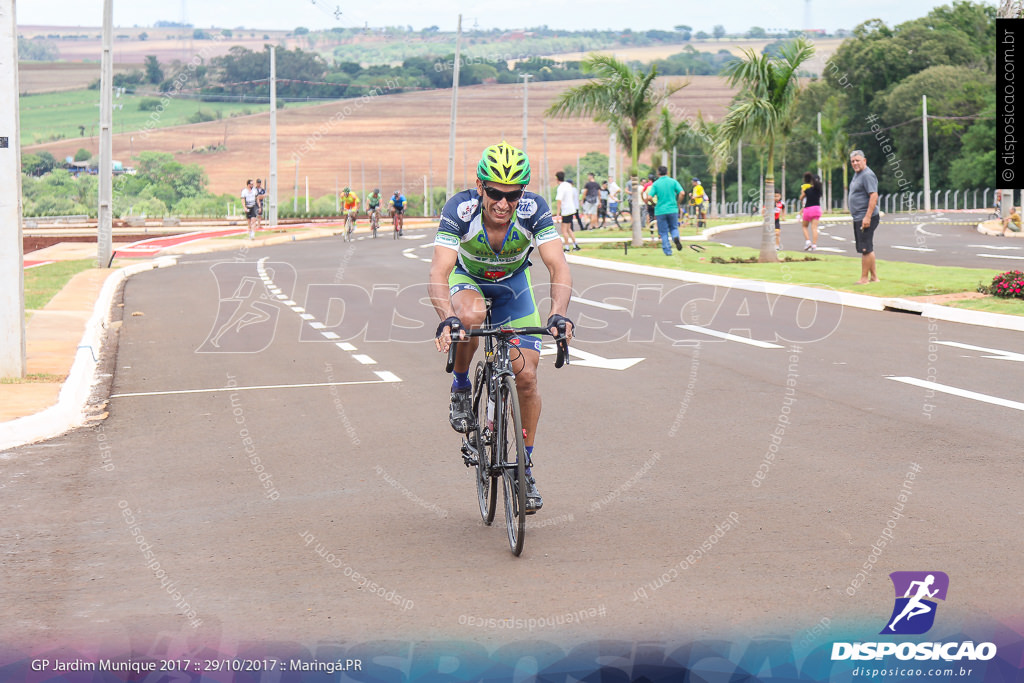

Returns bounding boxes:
[881,571,949,635]
[197,262,297,353]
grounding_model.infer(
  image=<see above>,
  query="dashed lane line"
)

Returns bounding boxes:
[256,257,400,381]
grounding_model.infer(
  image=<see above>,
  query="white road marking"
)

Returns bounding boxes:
[539,344,644,370]
[309,321,326,329]
[300,313,315,320]
[336,342,357,351]
[373,371,403,382]
[892,245,936,252]
[813,246,845,253]
[978,253,1024,261]
[676,324,784,348]
[283,300,297,306]
[936,341,1024,362]
[570,296,630,312]
[353,354,377,365]
[968,244,1021,250]
[276,294,289,300]
[915,225,943,237]
[290,306,305,313]
[887,377,1024,411]
[112,379,400,398]
[321,331,340,340]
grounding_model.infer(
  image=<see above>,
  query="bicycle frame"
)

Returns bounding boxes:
[445,313,568,555]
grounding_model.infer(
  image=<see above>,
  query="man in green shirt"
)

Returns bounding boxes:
[642,165,685,255]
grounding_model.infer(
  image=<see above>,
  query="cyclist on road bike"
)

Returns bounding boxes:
[430,141,574,513]
[340,187,359,229]
[366,188,382,217]
[689,177,706,227]
[390,190,407,234]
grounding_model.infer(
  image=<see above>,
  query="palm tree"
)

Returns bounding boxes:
[818,97,851,212]
[716,37,815,262]
[547,54,687,246]
[682,112,729,220]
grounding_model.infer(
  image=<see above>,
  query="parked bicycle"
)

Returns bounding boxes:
[445,308,569,556]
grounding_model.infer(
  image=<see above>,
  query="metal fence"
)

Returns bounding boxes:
[712,187,997,218]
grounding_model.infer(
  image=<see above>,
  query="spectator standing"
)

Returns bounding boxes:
[645,165,685,255]
[607,176,621,218]
[555,171,580,251]
[848,150,880,284]
[254,178,267,233]
[581,173,601,228]
[241,179,259,240]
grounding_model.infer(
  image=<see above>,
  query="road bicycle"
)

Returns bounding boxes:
[343,210,356,242]
[369,207,380,238]
[392,209,405,239]
[445,311,569,556]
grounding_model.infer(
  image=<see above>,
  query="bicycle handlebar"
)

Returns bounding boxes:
[445,327,570,373]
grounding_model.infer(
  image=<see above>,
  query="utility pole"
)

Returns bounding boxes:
[608,131,616,181]
[922,95,931,212]
[737,140,743,212]
[445,14,462,199]
[816,111,822,183]
[0,0,26,377]
[97,0,113,267]
[293,160,299,212]
[269,45,277,227]
[520,73,531,152]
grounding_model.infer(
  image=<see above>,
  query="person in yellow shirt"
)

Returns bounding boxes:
[689,178,706,228]
[340,187,360,236]
[1002,206,1022,236]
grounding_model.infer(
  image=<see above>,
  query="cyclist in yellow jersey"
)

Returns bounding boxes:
[689,177,706,227]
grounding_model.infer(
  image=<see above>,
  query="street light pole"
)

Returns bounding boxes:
[0,0,26,377]
[520,74,531,153]
[97,0,113,267]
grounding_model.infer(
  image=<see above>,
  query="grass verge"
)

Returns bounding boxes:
[25,259,97,310]
[578,242,1024,316]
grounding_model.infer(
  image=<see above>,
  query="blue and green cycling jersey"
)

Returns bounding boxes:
[433,188,558,282]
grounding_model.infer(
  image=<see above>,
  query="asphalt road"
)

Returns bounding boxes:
[717,212,1023,270]
[1,230,1022,670]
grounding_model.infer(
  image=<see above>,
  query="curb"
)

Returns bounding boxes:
[0,257,178,452]
[563,254,1024,333]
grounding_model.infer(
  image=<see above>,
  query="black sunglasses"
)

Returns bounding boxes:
[480,183,525,203]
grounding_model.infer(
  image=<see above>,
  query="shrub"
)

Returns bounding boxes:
[187,109,217,124]
[981,270,1024,299]
[137,97,161,111]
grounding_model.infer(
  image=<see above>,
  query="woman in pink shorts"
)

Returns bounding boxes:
[799,172,823,251]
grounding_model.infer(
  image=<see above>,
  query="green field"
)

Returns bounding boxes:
[19,88,314,146]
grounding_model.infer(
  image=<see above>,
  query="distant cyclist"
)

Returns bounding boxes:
[366,188,382,218]
[340,187,359,232]
[389,190,407,235]
[429,141,574,513]
[689,177,706,227]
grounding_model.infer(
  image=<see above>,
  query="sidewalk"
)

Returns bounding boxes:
[0,219,433,451]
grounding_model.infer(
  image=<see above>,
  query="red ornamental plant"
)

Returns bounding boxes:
[987,270,1024,299]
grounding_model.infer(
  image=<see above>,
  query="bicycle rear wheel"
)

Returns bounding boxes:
[473,362,496,524]
[497,375,526,556]
[615,209,633,230]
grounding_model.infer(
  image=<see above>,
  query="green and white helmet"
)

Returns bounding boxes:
[477,141,531,185]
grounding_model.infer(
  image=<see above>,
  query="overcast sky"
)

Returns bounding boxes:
[16,0,996,34]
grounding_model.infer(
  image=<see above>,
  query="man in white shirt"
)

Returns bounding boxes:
[241,179,259,239]
[607,177,621,218]
[554,171,580,252]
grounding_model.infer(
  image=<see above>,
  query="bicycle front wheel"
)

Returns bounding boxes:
[496,375,526,556]
[473,362,496,525]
